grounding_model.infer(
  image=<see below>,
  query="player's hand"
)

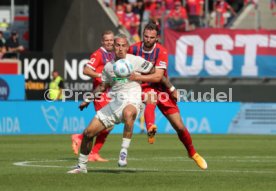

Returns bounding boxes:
[129,72,140,81]
[170,89,178,101]
[79,101,90,111]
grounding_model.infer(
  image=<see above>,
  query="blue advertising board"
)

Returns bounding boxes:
[1,101,276,135]
[0,75,25,100]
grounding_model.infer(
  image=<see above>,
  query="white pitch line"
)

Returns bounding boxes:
[13,160,67,168]
[104,156,276,163]
[13,159,276,174]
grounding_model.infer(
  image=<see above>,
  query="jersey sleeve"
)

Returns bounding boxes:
[86,51,102,70]
[101,65,112,84]
[155,47,168,70]
[132,55,153,74]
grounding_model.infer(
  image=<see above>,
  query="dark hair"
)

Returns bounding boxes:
[144,22,160,35]
[11,31,17,35]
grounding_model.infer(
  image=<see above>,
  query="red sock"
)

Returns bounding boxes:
[177,128,196,157]
[144,103,156,130]
[91,129,109,154]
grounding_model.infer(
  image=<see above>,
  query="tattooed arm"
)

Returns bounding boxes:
[79,82,110,111]
[161,76,178,101]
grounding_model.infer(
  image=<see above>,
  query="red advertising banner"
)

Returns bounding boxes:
[0,59,21,74]
[164,28,276,77]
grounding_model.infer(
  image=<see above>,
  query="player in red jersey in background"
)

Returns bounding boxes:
[71,30,115,162]
[129,22,207,170]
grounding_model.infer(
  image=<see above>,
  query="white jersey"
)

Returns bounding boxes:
[102,54,153,103]
[96,54,153,128]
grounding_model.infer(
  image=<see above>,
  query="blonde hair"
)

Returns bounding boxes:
[101,30,114,39]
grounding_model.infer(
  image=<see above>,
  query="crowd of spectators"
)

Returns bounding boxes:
[0,30,24,59]
[103,0,264,41]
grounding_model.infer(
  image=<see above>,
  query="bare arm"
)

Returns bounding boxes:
[129,68,164,83]
[92,82,109,95]
[228,5,237,16]
[79,82,110,111]
[161,76,174,89]
[83,66,102,78]
[161,76,178,101]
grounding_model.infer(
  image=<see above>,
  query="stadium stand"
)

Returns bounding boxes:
[230,0,276,29]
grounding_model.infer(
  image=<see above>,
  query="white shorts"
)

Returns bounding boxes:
[96,97,142,128]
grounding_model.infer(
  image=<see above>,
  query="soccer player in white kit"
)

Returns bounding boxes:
[67,33,155,174]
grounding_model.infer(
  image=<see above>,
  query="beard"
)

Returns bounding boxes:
[143,42,155,49]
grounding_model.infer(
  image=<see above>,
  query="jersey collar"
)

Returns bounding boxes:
[100,47,108,52]
[142,43,156,54]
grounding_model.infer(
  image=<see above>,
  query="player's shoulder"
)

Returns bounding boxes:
[125,54,138,61]
[105,60,113,67]
[155,43,168,55]
[126,54,138,62]
[90,48,103,58]
[155,43,167,51]
[103,60,113,72]
[130,42,142,49]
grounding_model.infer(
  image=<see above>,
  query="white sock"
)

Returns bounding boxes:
[78,154,88,169]
[121,138,131,149]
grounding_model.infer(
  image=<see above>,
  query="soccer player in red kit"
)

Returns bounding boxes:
[129,22,207,170]
[71,30,115,162]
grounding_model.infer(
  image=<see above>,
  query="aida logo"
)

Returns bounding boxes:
[0,78,9,100]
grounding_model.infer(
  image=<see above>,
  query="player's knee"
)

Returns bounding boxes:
[123,110,136,122]
[171,122,186,132]
[124,110,134,119]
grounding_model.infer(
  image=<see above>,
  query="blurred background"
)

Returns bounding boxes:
[1,0,276,135]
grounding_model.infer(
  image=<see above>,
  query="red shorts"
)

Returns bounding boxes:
[142,86,179,116]
[93,92,110,111]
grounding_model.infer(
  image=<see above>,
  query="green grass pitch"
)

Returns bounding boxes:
[0,134,276,191]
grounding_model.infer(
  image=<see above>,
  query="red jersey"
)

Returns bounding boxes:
[214,1,230,27]
[215,1,230,14]
[128,42,168,90]
[122,12,140,35]
[86,47,115,88]
[168,7,188,20]
[116,10,125,25]
[86,47,114,111]
[186,0,204,16]
[165,0,175,10]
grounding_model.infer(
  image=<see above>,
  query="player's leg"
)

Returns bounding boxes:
[165,112,207,170]
[118,104,138,167]
[165,112,196,156]
[139,104,145,134]
[71,133,83,155]
[67,117,106,174]
[88,128,111,162]
[157,93,208,170]
[88,92,111,160]
[143,88,158,144]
